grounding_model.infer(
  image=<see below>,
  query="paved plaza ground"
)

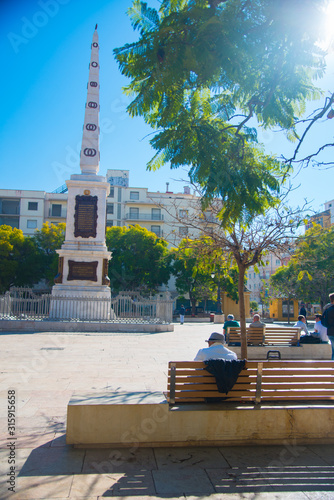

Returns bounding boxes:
[0,321,334,499]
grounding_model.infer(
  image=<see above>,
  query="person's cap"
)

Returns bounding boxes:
[315,314,322,318]
[206,332,225,343]
[227,314,234,320]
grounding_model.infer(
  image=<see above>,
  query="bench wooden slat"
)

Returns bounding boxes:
[226,327,302,346]
[166,360,334,405]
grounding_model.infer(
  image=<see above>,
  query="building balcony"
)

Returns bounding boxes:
[48,208,67,218]
[125,212,164,221]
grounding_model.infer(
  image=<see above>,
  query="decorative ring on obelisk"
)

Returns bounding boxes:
[83,148,97,157]
[88,101,98,108]
[86,123,97,131]
[90,81,98,87]
[91,61,98,67]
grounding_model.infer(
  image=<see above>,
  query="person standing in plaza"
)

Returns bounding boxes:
[179,304,186,325]
[321,293,334,359]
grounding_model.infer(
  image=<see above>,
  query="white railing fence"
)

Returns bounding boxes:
[0,287,173,323]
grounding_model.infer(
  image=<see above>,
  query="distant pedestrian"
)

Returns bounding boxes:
[179,305,185,325]
[321,293,334,359]
[299,304,307,324]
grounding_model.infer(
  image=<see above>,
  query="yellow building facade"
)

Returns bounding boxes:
[269,298,299,322]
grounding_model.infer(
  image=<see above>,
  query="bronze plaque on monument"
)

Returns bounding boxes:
[68,260,98,281]
[74,195,98,238]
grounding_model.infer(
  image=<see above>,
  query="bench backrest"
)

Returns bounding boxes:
[167,361,259,404]
[226,327,265,345]
[264,327,301,345]
[167,360,334,405]
[226,326,301,346]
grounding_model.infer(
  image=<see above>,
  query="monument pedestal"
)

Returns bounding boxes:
[50,177,112,320]
[50,285,113,320]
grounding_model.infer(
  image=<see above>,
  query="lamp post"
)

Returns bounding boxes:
[211,266,222,315]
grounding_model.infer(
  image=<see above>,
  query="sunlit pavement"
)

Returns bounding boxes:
[0,321,333,499]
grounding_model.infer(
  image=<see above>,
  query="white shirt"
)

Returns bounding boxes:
[294,320,308,335]
[194,342,238,361]
[314,320,329,342]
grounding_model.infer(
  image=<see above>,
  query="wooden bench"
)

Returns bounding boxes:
[264,327,301,346]
[226,327,265,345]
[226,327,301,346]
[166,360,334,405]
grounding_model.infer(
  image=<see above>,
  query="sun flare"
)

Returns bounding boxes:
[323,0,334,52]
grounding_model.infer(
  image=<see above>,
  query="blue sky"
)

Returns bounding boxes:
[1,0,334,214]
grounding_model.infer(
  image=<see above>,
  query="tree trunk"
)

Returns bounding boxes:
[238,264,248,359]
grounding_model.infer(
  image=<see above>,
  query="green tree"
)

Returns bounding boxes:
[170,237,240,314]
[33,222,66,285]
[0,225,43,292]
[171,238,216,314]
[106,224,171,293]
[281,224,334,310]
[169,194,305,357]
[114,0,327,221]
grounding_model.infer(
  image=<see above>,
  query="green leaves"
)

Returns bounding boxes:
[114,0,327,224]
[106,225,171,293]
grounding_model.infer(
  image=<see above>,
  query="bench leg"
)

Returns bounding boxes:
[255,362,263,404]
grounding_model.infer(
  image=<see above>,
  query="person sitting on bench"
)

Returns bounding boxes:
[249,313,265,328]
[194,332,237,361]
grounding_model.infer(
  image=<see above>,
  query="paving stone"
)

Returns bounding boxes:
[306,444,334,465]
[154,446,230,469]
[19,446,85,475]
[0,474,73,500]
[152,469,215,495]
[83,447,157,474]
[71,472,156,497]
[207,466,276,494]
[1,325,334,499]
[218,444,329,468]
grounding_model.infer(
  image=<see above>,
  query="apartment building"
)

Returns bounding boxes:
[0,189,45,236]
[246,252,291,303]
[0,169,204,244]
[306,199,334,230]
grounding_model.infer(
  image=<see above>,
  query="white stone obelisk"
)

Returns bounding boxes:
[50,26,112,320]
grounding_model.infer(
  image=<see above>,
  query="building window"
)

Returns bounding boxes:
[108,187,114,198]
[27,220,37,229]
[179,209,188,218]
[106,221,113,227]
[151,208,161,220]
[0,199,20,215]
[130,191,139,200]
[28,202,38,211]
[129,207,139,219]
[51,204,62,217]
[276,259,280,265]
[151,225,161,236]
[107,203,114,214]
[179,226,188,237]
[0,216,19,228]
